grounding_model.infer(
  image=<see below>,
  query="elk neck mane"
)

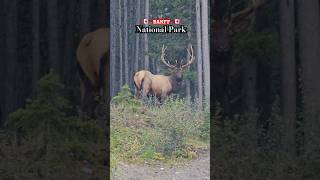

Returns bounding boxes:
[169,73,180,92]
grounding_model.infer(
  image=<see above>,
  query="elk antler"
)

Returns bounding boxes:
[181,45,195,69]
[161,45,177,69]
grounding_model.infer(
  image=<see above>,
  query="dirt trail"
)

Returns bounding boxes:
[112,150,210,180]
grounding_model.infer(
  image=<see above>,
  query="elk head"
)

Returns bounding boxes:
[160,44,195,84]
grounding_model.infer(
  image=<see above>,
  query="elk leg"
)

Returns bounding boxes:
[154,93,165,106]
[99,52,108,103]
[80,78,93,117]
[135,88,141,99]
[80,77,99,118]
[133,81,142,99]
[82,89,94,118]
[142,89,149,98]
[159,93,167,104]
[155,96,162,106]
[142,82,150,98]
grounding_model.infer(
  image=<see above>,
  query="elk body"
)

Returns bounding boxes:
[133,45,195,103]
[133,70,152,98]
[76,28,110,117]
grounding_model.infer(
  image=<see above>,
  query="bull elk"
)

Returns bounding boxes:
[133,45,195,103]
[76,28,110,117]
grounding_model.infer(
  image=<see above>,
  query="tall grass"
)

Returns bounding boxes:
[110,85,210,173]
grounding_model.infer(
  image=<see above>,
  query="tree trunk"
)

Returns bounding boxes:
[196,0,203,107]
[186,80,191,104]
[156,63,160,74]
[134,0,141,73]
[280,0,296,156]
[243,58,257,112]
[4,0,17,121]
[186,33,192,105]
[297,0,320,153]
[79,0,91,37]
[127,0,133,88]
[144,0,149,69]
[32,0,40,95]
[123,0,129,85]
[201,0,210,105]
[64,0,75,83]
[47,0,60,75]
[110,0,117,97]
[95,0,107,28]
[0,0,5,123]
[119,0,123,87]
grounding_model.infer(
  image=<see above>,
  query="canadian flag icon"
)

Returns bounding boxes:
[174,19,181,24]
[143,19,149,24]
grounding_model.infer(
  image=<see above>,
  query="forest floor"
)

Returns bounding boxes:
[112,149,210,180]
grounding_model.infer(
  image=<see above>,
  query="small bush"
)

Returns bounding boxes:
[111,84,142,112]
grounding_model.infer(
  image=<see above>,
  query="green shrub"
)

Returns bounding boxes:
[0,72,106,180]
[198,110,210,141]
[111,84,142,112]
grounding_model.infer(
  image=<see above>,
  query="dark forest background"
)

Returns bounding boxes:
[212,0,320,179]
[0,0,109,179]
[0,0,109,123]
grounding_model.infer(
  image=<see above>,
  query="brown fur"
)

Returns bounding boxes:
[133,70,179,102]
[149,74,173,97]
[76,28,110,116]
[133,45,195,103]
[133,70,152,98]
